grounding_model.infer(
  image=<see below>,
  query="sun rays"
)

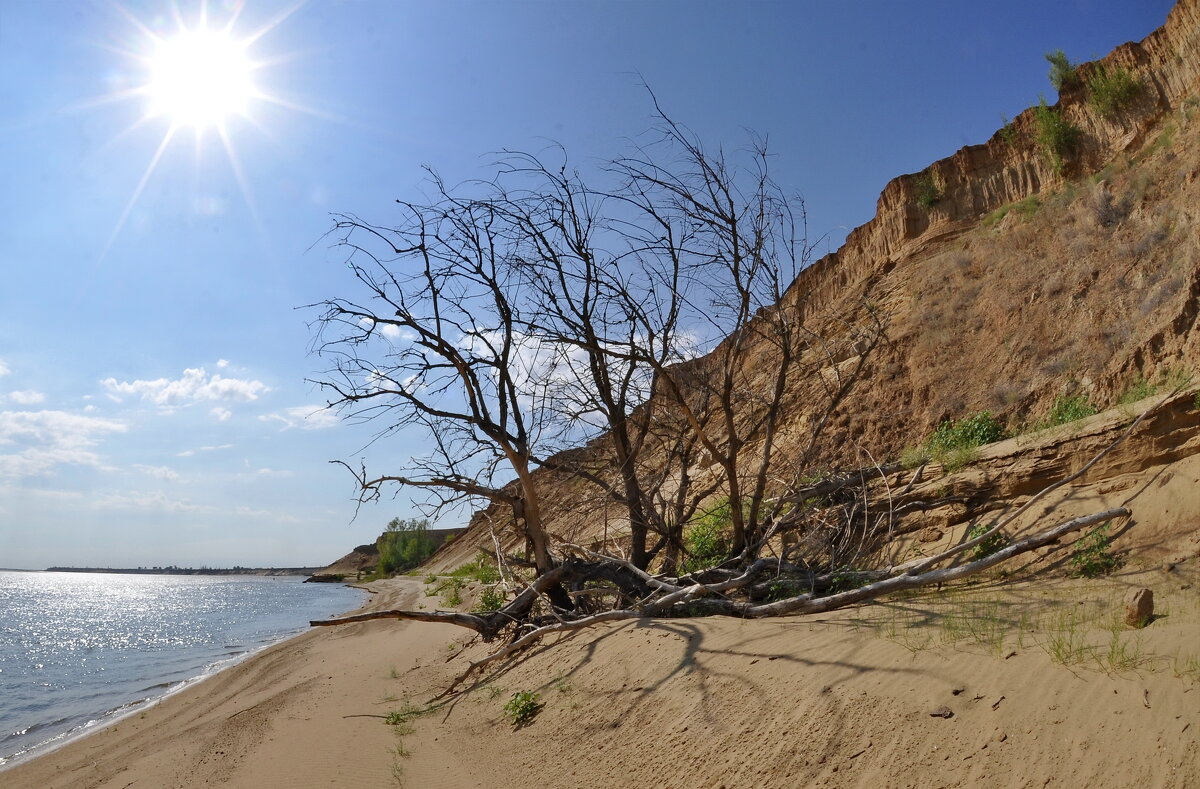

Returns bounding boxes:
[97,1,315,256]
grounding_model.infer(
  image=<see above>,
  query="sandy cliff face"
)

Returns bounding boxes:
[810,0,1200,290]
[427,0,1200,569]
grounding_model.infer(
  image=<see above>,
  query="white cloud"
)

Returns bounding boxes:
[216,359,229,368]
[133,464,180,481]
[84,490,298,523]
[0,410,127,478]
[0,360,10,377]
[358,317,414,343]
[380,324,415,342]
[92,490,205,513]
[251,467,293,478]
[259,405,339,431]
[0,484,84,502]
[175,443,233,458]
[232,504,300,523]
[101,367,268,407]
[210,407,232,422]
[9,390,45,405]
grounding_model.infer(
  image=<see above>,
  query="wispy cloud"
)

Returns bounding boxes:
[176,443,234,457]
[87,491,300,523]
[92,490,205,513]
[0,410,127,478]
[133,464,180,481]
[210,407,232,422]
[259,405,338,431]
[0,359,10,377]
[102,366,268,407]
[8,390,45,405]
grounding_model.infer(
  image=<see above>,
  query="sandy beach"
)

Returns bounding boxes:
[3,565,1197,789]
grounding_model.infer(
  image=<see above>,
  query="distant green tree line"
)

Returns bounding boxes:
[377,517,437,575]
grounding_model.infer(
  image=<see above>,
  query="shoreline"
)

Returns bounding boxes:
[1,577,432,788]
[3,571,1197,788]
[0,579,373,776]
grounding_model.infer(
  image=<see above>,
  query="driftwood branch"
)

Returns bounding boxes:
[318,504,1128,697]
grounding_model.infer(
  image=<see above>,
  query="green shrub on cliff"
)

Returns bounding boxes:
[1045,49,1078,91]
[1033,98,1082,175]
[914,170,942,209]
[1039,394,1098,428]
[927,411,1005,455]
[1087,64,1142,119]
[903,411,1005,472]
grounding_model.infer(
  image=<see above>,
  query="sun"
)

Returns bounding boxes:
[94,3,319,256]
[145,28,256,130]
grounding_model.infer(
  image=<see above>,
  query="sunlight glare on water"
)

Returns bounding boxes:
[0,571,363,768]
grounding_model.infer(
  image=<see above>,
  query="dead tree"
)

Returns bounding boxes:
[611,107,882,560]
[311,188,571,591]
[310,100,1142,684]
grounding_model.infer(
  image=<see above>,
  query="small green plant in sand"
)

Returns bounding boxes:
[473,586,507,613]
[449,552,501,584]
[436,577,465,607]
[385,703,435,786]
[827,570,869,594]
[384,702,433,732]
[502,690,543,727]
[1100,628,1146,672]
[1045,626,1091,665]
[939,599,1008,655]
[766,578,809,601]
[1171,652,1200,682]
[1068,523,1121,578]
[1087,64,1142,119]
[964,523,1009,561]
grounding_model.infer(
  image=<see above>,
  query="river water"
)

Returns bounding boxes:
[0,570,364,768]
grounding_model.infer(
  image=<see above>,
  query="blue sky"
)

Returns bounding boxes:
[0,0,1176,569]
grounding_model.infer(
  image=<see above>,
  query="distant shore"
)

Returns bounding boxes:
[43,566,322,576]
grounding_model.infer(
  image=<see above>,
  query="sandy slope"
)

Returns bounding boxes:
[399,567,1200,789]
[6,566,1196,789]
